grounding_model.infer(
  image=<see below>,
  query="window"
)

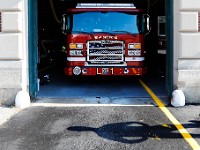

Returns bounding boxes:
[69,12,144,34]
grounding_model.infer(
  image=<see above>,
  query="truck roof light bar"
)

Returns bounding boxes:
[76,3,136,8]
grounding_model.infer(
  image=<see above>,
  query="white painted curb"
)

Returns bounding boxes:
[15,90,31,109]
[171,90,185,107]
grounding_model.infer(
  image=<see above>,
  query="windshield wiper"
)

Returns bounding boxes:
[101,32,116,36]
[72,31,92,34]
[72,31,94,37]
[94,32,116,36]
[112,31,133,34]
[72,31,116,36]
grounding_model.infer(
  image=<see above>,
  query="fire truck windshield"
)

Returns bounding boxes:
[68,12,144,34]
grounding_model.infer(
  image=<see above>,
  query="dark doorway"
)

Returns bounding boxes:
[29,0,173,101]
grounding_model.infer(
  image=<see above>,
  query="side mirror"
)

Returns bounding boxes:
[146,15,150,31]
[61,14,67,34]
[144,14,151,35]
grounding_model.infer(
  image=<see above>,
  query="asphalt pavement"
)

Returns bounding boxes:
[0,103,200,150]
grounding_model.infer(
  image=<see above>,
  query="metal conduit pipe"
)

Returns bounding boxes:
[49,0,61,24]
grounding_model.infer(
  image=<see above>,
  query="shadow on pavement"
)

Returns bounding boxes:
[68,121,200,144]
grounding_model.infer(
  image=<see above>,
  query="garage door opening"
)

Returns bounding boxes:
[29,0,173,104]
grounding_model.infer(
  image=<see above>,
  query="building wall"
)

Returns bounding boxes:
[174,0,200,103]
[0,0,28,105]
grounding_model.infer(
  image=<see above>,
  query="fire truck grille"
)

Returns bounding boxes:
[87,40,124,64]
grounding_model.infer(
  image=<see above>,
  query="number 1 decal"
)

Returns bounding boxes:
[111,68,114,75]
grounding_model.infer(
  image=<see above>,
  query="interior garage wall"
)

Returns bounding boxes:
[0,0,28,105]
[174,0,200,103]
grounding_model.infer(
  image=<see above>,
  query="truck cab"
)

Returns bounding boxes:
[62,3,150,76]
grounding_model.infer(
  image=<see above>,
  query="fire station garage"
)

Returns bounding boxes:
[0,0,200,105]
[35,0,169,104]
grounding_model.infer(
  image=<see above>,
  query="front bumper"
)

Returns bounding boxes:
[64,66,147,76]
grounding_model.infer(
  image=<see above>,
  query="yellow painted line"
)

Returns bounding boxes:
[139,79,200,150]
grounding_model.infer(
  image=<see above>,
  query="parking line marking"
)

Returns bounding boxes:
[139,79,200,150]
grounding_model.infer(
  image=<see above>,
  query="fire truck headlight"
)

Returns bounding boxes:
[128,50,141,56]
[76,44,83,49]
[70,50,83,56]
[76,50,83,56]
[128,44,135,49]
[70,43,83,49]
[73,66,81,75]
[70,50,76,56]
[128,43,141,49]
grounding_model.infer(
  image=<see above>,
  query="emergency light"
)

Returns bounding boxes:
[76,3,136,8]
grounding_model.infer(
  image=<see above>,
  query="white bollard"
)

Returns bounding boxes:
[171,90,185,107]
[15,90,31,109]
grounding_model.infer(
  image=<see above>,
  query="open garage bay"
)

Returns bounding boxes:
[37,67,167,105]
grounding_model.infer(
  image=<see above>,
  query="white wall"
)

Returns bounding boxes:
[174,0,200,103]
[0,0,28,105]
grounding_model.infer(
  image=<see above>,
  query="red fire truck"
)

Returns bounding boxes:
[62,3,150,76]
